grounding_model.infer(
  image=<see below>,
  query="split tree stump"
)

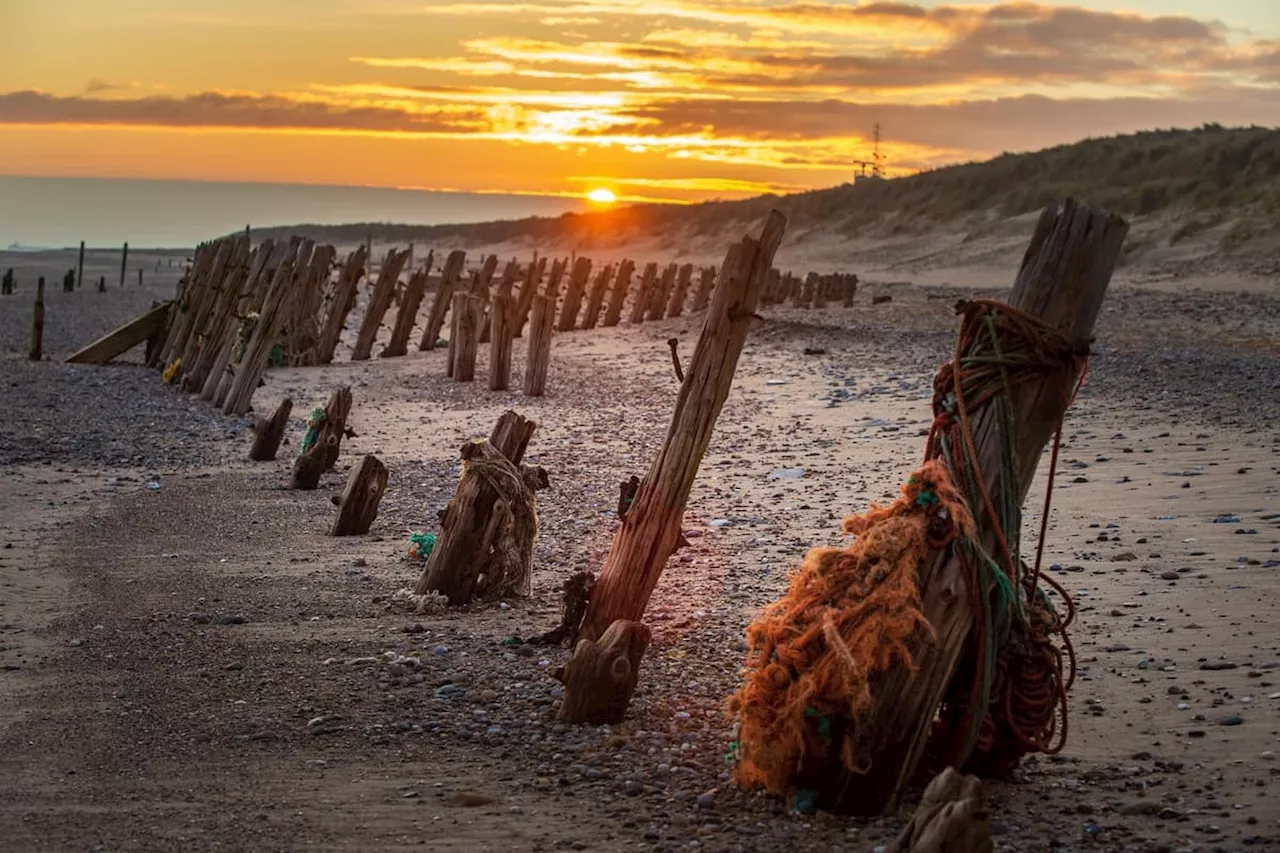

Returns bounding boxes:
[557,620,651,725]
[823,198,1129,815]
[330,454,388,536]
[524,294,553,397]
[580,211,786,642]
[249,398,293,461]
[415,411,538,604]
[291,435,334,490]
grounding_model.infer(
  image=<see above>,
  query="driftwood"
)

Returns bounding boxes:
[885,769,992,853]
[329,454,388,536]
[601,259,633,328]
[415,411,538,603]
[580,212,786,641]
[248,398,292,461]
[420,249,466,351]
[556,619,651,725]
[66,301,172,365]
[523,294,553,397]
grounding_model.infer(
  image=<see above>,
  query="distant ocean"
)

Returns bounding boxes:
[0,176,590,249]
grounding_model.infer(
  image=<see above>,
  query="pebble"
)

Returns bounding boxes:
[1215,714,1244,726]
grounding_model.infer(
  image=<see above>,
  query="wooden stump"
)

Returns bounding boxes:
[29,278,44,361]
[489,292,514,391]
[415,411,539,603]
[351,247,409,360]
[842,274,858,308]
[628,263,658,325]
[248,398,293,461]
[420,249,466,351]
[665,263,694,318]
[823,199,1128,814]
[382,250,433,356]
[557,257,592,332]
[646,263,677,321]
[330,454,389,536]
[524,294,553,397]
[581,263,613,330]
[580,212,787,641]
[690,265,716,313]
[556,620,651,725]
[291,434,334,490]
[316,386,353,472]
[602,260,634,328]
[453,293,483,382]
[885,769,992,853]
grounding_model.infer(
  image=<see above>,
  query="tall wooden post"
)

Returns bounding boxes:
[690,265,715,313]
[579,211,786,642]
[383,249,433,357]
[790,199,1129,815]
[29,278,44,361]
[351,247,409,360]
[628,263,658,324]
[557,257,592,332]
[512,254,545,338]
[76,241,85,290]
[646,263,677,321]
[581,263,613,330]
[666,263,693,318]
[602,260,634,328]
[453,294,482,382]
[489,291,514,391]
[119,242,129,288]
[420,250,466,350]
[524,294,553,397]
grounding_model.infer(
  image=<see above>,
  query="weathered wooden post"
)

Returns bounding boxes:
[543,257,567,308]
[29,278,44,361]
[420,250,466,351]
[1,268,13,295]
[557,620,652,725]
[581,263,613,330]
[415,410,541,603]
[382,249,433,357]
[601,259,633,328]
[813,273,828,310]
[524,294,553,397]
[119,242,129,288]
[330,455,388,536]
[512,254,546,338]
[453,293,482,382]
[98,276,105,293]
[557,257,592,332]
[690,265,715,313]
[733,199,1128,816]
[315,245,368,363]
[76,241,85,290]
[628,262,658,324]
[666,263,693,318]
[351,247,409,360]
[249,398,293,461]
[489,291,515,391]
[843,273,858,307]
[138,268,144,288]
[577,211,786,644]
[646,263,677,321]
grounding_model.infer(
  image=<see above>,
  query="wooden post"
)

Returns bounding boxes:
[452,293,482,382]
[420,250,466,350]
[330,455,388,536]
[557,257,592,332]
[512,255,545,339]
[119,242,129,288]
[646,263,677,321]
[813,199,1128,815]
[581,263,613,330]
[489,291,514,391]
[179,235,251,386]
[76,242,85,290]
[382,248,433,357]
[317,386,353,471]
[475,254,500,345]
[201,240,281,401]
[315,245,368,364]
[138,268,144,288]
[557,620,651,725]
[415,410,538,602]
[666,263,693,318]
[524,294,553,397]
[843,274,858,307]
[29,278,44,361]
[601,260,633,328]
[291,435,333,490]
[98,276,105,293]
[249,398,293,461]
[628,263,658,324]
[543,258,567,307]
[813,273,828,310]
[580,211,786,642]
[351,247,409,360]
[690,265,716,313]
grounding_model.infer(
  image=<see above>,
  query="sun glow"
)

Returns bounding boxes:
[586,187,617,204]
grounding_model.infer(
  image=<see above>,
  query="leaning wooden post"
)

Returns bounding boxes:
[489,291,515,391]
[29,278,44,361]
[512,254,546,338]
[523,294,553,397]
[330,455,389,536]
[843,273,858,308]
[690,265,716,313]
[351,247,409,360]
[453,294,482,382]
[601,260,633,327]
[646,263,677,321]
[420,250,466,351]
[557,620,652,725]
[581,263,613,330]
[315,245,368,364]
[557,257,592,332]
[119,242,129,288]
[666,263,694,318]
[794,199,1129,815]
[813,273,828,310]
[628,262,658,324]
[249,398,293,461]
[382,247,433,357]
[578,211,786,642]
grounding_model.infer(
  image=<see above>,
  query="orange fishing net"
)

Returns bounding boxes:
[730,460,974,795]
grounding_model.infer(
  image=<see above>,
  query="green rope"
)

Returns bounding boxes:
[300,408,326,454]
[408,532,437,561]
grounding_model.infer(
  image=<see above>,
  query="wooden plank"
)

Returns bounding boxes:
[66,300,173,364]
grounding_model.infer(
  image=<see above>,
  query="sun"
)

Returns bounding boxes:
[586,188,617,205]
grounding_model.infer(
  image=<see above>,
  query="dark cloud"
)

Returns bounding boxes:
[0,90,483,134]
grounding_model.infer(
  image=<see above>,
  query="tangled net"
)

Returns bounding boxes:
[732,298,1082,800]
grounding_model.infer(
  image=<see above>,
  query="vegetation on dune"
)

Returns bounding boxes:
[252,126,1280,252]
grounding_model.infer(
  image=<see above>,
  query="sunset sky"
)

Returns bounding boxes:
[3,1,1278,204]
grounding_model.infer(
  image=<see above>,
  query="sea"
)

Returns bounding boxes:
[0,175,589,250]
